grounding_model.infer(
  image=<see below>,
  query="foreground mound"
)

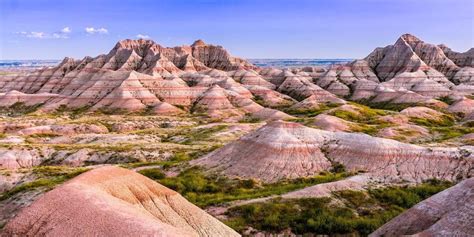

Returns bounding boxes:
[192,121,473,183]
[371,178,474,236]
[2,166,239,237]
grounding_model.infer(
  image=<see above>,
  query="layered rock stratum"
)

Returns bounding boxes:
[2,166,240,237]
[193,121,473,183]
[370,177,474,236]
[0,34,472,121]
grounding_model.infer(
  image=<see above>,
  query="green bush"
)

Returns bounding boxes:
[225,197,398,235]
[155,168,349,207]
[138,168,166,180]
[225,180,453,235]
[409,114,455,127]
[330,103,389,124]
[238,114,262,123]
[330,162,346,173]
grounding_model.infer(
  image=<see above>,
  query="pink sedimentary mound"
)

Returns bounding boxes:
[192,121,473,183]
[347,34,474,103]
[2,166,239,237]
[0,34,472,115]
[0,39,305,120]
[370,177,474,236]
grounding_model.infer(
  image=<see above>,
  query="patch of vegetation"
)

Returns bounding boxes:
[350,124,381,135]
[138,168,166,179]
[409,114,455,127]
[122,146,221,169]
[252,95,266,107]
[225,197,397,235]
[284,103,339,117]
[0,102,43,116]
[330,162,346,173]
[330,103,389,124]
[429,126,474,141]
[438,96,455,105]
[0,166,90,201]
[225,180,453,235]
[54,105,91,118]
[369,179,453,208]
[162,125,228,145]
[356,100,417,112]
[141,167,350,207]
[96,107,130,115]
[238,114,262,123]
[26,133,60,139]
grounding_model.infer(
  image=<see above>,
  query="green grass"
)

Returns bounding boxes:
[356,100,417,112]
[225,180,453,235]
[161,125,228,145]
[284,103,339,117]
[53,105,92,118]
[138,168,166,179]
[0,102,43,116]
[437,96,455,105]
[369,179,453,208]
[0,166,90,201]
[238,114,262,123]
[330,103,389,124]
[26,133,60,139]
[140,167,350,207]
[409,114,455,127]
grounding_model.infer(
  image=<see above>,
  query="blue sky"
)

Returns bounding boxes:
[0,0,472,60]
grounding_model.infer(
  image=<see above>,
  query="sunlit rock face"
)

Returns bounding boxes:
[2,166,240,237]
[0,34,472,119]
[193,121,473,183]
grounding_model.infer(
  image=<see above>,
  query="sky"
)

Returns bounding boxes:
[0,0,472,60]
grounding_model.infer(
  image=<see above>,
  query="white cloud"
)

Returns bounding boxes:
[52,33,69,39]
[136,34,150,39]
[16,27,71,39]
[85,27,108,34]
[26,32,46,39]
[61,27,71,33]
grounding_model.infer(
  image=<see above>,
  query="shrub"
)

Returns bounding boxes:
[409,114,455,127]
[225,180,453,235]
[330,162,346,173]
[239,114,262,123]
[157,168,349,207]
[138,168,166,180]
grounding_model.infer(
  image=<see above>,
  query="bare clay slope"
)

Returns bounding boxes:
[370,177,474,236]
[192,121,473,183]
[2,166,240,237]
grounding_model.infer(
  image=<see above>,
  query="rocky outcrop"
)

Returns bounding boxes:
[0,34,472,117]
[2,166,240,237]
[193,121,473,183]
[448,97,474,116]
[365,34,458,81]
[371,178,474,236]
[312,114,354,132]
[439,44,474,67]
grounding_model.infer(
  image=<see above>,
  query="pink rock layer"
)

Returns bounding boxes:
[2,166,240,237]
[193,121,473,183]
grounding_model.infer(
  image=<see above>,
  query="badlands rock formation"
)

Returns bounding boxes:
[2,166,239,237]
[0,34,472,120]
[193,121,473,183]
[371,177,474,236]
